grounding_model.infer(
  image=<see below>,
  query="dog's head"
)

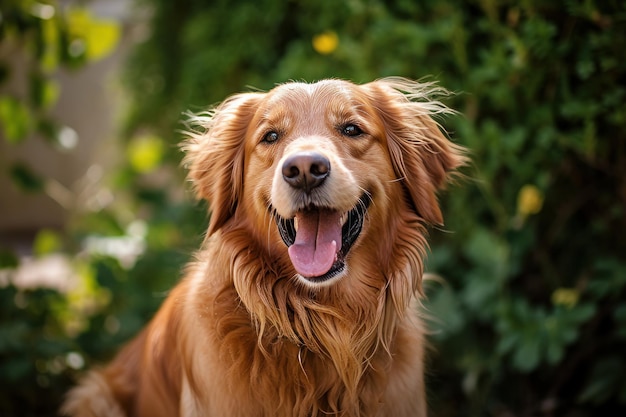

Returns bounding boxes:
[184,78,465,289]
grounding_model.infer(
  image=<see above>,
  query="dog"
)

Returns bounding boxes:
[62,78,466,417]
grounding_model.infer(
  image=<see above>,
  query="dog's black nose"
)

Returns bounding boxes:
[282,152,330,193]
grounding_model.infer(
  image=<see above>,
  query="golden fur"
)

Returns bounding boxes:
[62,78,466,417]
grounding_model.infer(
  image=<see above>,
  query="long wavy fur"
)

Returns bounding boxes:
[63,77,466,417]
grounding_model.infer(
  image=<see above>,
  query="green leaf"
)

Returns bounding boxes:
[33,230,64,256]
[614,304,626,340]
[0,97,32,143]
[512,334,541,372]
[546,338,564,365]
[0,249,19,269]
[0,63,9,84]
[0,358,32,382]
[9,163,44,192]
[31,76,60,110]
[41,17,60,72]
[578,357,625,404]
[614,304,626,322]
[423,283,465,339]
[587,258,626,298]
[463,228,509,276]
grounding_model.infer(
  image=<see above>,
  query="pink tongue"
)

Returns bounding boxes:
[288,209,342,277]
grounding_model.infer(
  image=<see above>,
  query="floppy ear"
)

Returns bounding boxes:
[365,78,467,225]
[183,92,263,236]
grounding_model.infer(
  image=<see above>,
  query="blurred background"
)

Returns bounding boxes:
[1,0,625,416]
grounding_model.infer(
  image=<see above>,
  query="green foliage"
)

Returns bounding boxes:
[1,0,625,416]
[0,0,122,185]
[0,96,33,142]
[1,1,125,415]
[119,0,626,415]
[0,285,77,415]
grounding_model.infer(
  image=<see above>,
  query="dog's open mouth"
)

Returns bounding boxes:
[275,194,371,283]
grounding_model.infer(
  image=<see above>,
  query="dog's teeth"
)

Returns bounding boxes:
[294,217,298,231]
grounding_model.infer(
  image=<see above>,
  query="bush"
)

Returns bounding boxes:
[1,0,625,415]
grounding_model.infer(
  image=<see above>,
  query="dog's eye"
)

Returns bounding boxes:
[341,124,363,137]
[262,131,280,143]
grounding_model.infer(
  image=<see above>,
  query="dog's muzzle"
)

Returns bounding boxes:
[275,193,371,284]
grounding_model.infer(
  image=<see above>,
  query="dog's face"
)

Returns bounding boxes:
[185,79,465,289]
[246,81,396,286]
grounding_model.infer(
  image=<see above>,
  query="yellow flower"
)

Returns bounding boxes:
[127,134,165,173]
[66,7,121,61]
[85,19,121,61]
[552,288,580,309]
[517,184,544,217]
[312,31,339,55]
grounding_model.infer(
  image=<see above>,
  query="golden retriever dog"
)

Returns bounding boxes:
[62,77,466,417]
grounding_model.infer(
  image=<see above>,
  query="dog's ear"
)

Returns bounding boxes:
[183,93,263,235]
[365,78,467,225]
